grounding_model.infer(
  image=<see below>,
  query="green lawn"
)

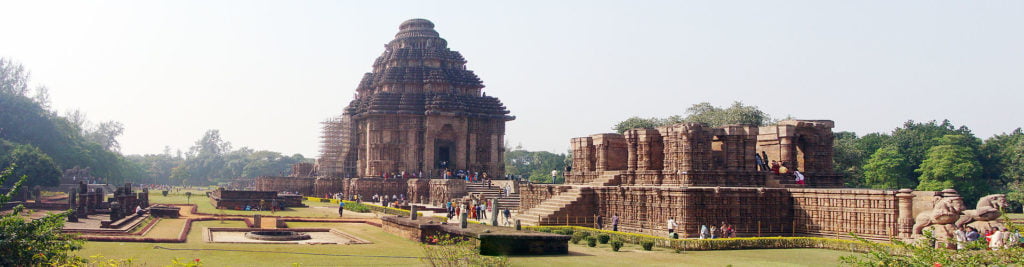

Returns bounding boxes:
[76,221,425,266]
[148,190,373,219]
[70,190,857,266]
[76,219,852,266]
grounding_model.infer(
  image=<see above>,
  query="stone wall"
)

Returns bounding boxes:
[313,178,346,197]
[790,188,900,240]
[254,176,315,195]
[427,179,467,206]
[342,178,409,200]
[518,185,922,240]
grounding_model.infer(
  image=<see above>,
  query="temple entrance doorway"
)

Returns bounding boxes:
[435,140,454,169]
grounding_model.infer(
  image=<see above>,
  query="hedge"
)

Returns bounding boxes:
[524,226,892,253]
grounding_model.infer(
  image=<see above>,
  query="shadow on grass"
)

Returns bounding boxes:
[507,250,594,258]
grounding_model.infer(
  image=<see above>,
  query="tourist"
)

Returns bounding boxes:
[338,201,345,217]
[794,170,805,185]
[761,151,771,171]
[700,225,710,239]
[480,203,488,220]
[667,218,678,235]
[612,214,619,231]
[770,160,780,174]
[754,153,765,171]
[596,215,603,229]
[503,208,512,226]
[966,227,980,242]
[135,205,144,216]
[953,226,967,250]
[779,163,790,175]
[550,169,558,182]
[710,226,718,239]
[990,227,1007,250]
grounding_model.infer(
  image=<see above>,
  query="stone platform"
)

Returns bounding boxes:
[381,215,569,256]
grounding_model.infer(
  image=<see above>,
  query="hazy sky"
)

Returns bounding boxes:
[2,1,1022,157]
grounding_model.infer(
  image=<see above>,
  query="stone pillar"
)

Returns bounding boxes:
[779,137,795,168]
[67,190,78,222]
[411,205,418,220]
[253,214,262,228]
[515,219,521,230]
[896,189,915,238]
[626,132,638,171]
[490,199,499,226]
[460,212,469,228]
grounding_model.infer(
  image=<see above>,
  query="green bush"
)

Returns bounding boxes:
[641,241,654,251]
[586,236,597,247]
[598,234,611,244]
[524,225,882,253]
[342,202,372,213]
[161,190,168,197]
[610,240,624,252]
[571,232,588,244]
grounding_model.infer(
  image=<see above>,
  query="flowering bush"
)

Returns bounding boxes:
[420,234,509,267]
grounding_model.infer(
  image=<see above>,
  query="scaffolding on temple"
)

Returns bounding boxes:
[318,115,355,178]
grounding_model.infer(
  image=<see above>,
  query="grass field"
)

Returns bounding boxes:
[71,189,853,266]
[148,190,376,219]
[77,220,851,266]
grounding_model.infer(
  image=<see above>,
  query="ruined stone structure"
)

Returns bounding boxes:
[209,188,305,210]
[319,18,513,179]
[518,120,966,241]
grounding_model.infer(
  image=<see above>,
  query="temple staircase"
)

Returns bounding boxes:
[766,173,806,188]
[465,183,520,210]
[589,172,620,186]
[515,187,584,226]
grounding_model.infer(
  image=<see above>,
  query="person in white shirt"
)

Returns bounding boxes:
[667,218,678,234]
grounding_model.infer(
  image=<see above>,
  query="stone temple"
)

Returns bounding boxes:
[321,18,514,179]
[252,19,1000,244]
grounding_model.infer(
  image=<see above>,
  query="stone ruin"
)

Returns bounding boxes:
[63,182,150,227]
[516,120,993,241]
[209,187,306,210]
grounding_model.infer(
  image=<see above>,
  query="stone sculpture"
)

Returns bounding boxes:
[955,194,1007,228]
[912,196,967,236]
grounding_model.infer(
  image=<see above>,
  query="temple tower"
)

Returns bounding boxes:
[339,19,514,178]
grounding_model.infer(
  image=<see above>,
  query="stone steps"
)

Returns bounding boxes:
[465,183,521,210]
[515,188,583,226]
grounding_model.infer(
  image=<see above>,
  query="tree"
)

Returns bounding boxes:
[980,128,1024,210]
[0,143,61,187]
[0,164,85,266]
[833,131,867,187]
[504,149,566,183]
[613,117,664,134]
[0,58,30,96]
[612,102,773,133]
[682,101,772,127]
[85,121,124,152]
[916,135,986,204]
[863,145,911,189]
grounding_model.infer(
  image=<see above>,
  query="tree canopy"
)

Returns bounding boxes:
[612,101,772,133]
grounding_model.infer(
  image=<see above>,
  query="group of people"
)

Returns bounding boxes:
[443,200,514,226]
[698,223,737,239]
[953,226,1022,250]
[373,193,406,208]
[753,152,807,185]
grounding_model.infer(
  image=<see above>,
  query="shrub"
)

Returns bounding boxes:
[571,232,588,244]
[610,240,624,252]
[1,164,85,266]
[553,229,570,235]
[598,234,611,244]
[161,190,169,197]
[420,234,510,267]
[641,241,654,251]
[342,202,372,213]
[586,236,597,247]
